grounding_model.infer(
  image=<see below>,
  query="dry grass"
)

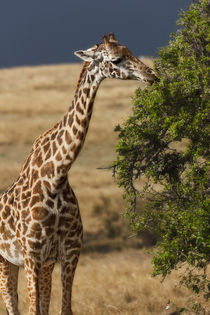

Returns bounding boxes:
[0,63,203,314]
[0,251,192,315]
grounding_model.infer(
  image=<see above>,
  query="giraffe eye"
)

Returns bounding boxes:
[112,58,122,65]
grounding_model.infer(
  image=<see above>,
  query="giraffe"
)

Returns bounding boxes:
[0,33,157,315]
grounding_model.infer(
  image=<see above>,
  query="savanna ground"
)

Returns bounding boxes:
[0,60,199,314]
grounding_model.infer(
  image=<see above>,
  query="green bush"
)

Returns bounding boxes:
[113,0,209,308]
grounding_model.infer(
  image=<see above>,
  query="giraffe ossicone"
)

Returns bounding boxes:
[0,33,157,315]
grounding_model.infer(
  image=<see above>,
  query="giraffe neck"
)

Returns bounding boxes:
[22,62,103,192]
[60,61,103,166]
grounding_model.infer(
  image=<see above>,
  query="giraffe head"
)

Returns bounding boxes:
[74,33,157,85]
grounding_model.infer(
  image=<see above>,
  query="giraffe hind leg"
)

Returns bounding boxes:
[39,262,55,315]
[61,250,81,315]
[0,255,19,315]
[6,294,18,315]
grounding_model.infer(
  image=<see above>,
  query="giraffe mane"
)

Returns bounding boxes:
[75,61,90,94]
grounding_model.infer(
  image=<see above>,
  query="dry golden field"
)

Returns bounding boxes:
[0,60,202,314]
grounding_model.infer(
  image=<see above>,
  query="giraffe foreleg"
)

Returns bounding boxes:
[0,255,19,315]
[24,257,41,315]
[38,262,54,315]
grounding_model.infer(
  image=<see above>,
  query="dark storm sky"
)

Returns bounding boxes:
[0,0,192,68]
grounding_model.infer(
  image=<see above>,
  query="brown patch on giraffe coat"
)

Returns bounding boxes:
[31,222,41,231]
[33,181,44,200]
[30,195,41,207]
[69,196,77,205]
[22,191,31,208]
[80,118,86,128]
[41,137,49,146]
[62,146,67,154]
[22,181,29,191]
[8,196,14,205]
[51,132,56,140]
[87,75,91,84]
[76,131,83,141]
[55,176,66,189]
[32,207,49,221]
[65,239,81,248]
[46,199,54,208]
[63,114,67,126]
[45,228,55,236]
[57,165,67,175]
[68,115,73,127]
[58,216,73,227]
[45,148,51,160]
[43,213,56,227]
[43,142,50,153]
[43,180,51,191]
[25,215,32,225]
[15,187,21,197]
[16,229,20,238]
[28,240,42,250]
[70,221,79,231]
[22,223,28,235]
[31,169,39,183]
[21,209,30,219]
[27,223,42,238]
[2,205,10,220]
[32,152,43,168]
[57,197,62,209]
[52,141,57,155]
[68,203,77,215]
[88,100,94,114]
[56,151,62,161]
[7,216,14,229]
[71,144,76,153]
[76,114,80,125]
[3,194,7,203]
[72,125,77,135]
[57,130,64,145]
[76,103,84,115]
[65,131,72,144]
[81,95,85,105]
[83,87,90,97]
[26,166,31,178]
[46,188,57,200]
[41,161,55,178]
[73,143,82,158]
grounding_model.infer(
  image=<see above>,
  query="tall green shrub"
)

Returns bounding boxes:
[114,0,209,309]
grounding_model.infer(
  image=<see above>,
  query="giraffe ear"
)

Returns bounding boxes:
[74,50,95,62]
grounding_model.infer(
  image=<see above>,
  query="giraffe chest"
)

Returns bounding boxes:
[24,209,83,264]
[0,211,82,266]
[0,198,82,266]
